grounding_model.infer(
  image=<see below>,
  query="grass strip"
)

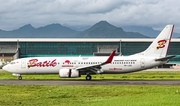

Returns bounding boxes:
[0,85,180,106]
[1,70,180,80]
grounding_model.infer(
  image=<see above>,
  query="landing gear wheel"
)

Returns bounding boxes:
[86,75,92,80]
[18,76,22,80]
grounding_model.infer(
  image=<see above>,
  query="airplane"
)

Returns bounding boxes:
[2,24,175,80]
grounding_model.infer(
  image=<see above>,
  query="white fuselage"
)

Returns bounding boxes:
[3,56,166,75]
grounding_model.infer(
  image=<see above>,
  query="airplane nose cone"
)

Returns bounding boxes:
[2,65,8,71]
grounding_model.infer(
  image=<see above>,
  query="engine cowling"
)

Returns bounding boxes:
[59,68,80,78]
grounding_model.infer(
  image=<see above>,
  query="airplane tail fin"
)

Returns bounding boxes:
[132,25,174,57]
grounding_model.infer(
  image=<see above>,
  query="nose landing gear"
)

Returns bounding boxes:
[12,73,22,80]
[18,76,22,80]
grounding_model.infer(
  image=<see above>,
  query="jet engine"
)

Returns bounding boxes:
[59,68,80,78]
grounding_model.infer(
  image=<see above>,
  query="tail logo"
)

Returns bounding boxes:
[156,40,167,50]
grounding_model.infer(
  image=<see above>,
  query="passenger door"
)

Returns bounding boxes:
[21,59,26,69]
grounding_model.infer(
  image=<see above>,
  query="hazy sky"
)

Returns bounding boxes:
[0,0,180,32]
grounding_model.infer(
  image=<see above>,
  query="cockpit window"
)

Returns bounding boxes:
[10,62,16,64]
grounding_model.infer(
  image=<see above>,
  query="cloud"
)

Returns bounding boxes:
[0,0,180,32]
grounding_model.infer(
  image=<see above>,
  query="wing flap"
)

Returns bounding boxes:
[76,64,101,71]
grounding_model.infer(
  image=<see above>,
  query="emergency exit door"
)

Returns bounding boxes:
[140,58,145,68]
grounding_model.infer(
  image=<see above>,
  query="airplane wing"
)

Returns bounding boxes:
[155,55,176,61]
[76,50,116,74]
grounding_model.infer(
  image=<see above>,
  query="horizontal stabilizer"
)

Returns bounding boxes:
[155,55,176,61]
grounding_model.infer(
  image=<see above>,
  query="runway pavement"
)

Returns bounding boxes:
[1,80,180,85]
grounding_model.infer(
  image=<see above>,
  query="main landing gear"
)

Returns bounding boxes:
[86,74,92,80]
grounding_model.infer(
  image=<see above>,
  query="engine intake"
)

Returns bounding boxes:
[59,68,80,78]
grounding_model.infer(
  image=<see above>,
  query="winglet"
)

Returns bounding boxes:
[101,50,116,65]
